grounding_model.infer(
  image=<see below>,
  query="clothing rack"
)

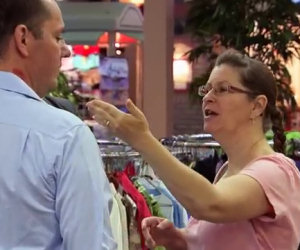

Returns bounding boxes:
[161,140,221,148]
[97,139,141,158]
[101,151,141,159]
[97,139,128,146]
[160,134,275,148]
[97,136,221,160]
[160,133,220,148]
[97,135,223,161]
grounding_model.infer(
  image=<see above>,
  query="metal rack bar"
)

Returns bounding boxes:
[97,139,128,146]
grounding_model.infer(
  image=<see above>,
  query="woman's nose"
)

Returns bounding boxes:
[202,88,216,103]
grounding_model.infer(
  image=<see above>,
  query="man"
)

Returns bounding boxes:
[0,0,116,249]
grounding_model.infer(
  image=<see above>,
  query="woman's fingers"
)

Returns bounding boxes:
[142,216,164,228]
[141,217,176,249]
[87,100,120,119]
[156,218,174,230]
[87,100,124,130]
[126,99,146,121]
[142,225,156,248]
[87,102,112,126]
[93,110,115,128]
[87,99,150,147]
[144,234,156,249]
[141,217,164,248]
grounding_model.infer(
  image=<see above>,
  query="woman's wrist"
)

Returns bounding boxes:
[132,130,157,152]
[165,230,188,250]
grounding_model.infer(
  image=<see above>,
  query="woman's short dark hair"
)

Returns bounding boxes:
[215,49,286,153]
[0,0,51,56]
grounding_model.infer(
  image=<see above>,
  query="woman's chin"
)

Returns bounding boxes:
[203,125,214,134]
[203,125,220,136]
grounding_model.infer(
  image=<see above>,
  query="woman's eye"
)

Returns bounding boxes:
[218,86,228,93]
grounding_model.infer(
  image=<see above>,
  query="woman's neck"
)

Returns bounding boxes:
[215,129,274,173]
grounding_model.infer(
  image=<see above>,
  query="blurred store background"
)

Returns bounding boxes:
[53,0,300,140]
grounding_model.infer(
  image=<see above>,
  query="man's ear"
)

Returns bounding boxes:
[251,95,268,119]
[13,24,31,57]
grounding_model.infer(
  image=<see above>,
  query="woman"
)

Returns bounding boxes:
[87,50,300,249]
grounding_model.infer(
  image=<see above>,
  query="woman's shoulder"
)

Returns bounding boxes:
[245,152,297,172]
[241,152,300,190]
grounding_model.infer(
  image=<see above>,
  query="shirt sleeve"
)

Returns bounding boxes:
[240,155,300,221]
[55,124,117,250]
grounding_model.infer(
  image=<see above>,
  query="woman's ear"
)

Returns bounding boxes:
[251,95,268,119]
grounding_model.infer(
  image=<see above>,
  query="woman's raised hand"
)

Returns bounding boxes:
[87,99,150,148]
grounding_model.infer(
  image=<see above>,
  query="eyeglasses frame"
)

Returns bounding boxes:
[198,81,257,97]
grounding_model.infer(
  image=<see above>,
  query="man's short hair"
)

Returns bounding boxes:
[0,0,51,57]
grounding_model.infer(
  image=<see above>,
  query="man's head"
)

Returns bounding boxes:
[0,0,70,97]
[0,0,50,57]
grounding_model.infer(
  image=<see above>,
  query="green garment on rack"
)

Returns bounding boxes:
[133,180,166,250]
[133,180,164,218]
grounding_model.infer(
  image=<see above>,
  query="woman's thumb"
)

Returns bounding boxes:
[126,99,145,119]
[157,219,173,230]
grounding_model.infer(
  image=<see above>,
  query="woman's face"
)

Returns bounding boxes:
[202,64,255,136]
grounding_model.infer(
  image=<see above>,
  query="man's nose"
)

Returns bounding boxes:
[61,42,71,58]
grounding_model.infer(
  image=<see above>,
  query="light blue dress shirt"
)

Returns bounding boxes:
[0,72,117,250]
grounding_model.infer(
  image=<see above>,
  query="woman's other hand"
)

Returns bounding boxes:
[87,99,150,149]
[142,217,187,250]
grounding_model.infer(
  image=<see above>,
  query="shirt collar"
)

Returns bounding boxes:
[0,71,42,101]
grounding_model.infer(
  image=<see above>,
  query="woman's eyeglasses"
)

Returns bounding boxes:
[198,82,256,97]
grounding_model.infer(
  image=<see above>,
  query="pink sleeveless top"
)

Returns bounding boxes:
[185,153,300,250]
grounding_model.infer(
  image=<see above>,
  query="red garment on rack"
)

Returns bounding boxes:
[115,164,151,250]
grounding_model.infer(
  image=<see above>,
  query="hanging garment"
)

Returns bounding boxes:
[115,192,129,250]
[134,180,164,218]
[135,177,174,223]
[152,178,189,228]
[109,184,123,250]
[193,149,220,183]
[123,194,141,250]
[115,170,151,250]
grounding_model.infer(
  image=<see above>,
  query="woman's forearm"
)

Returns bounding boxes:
[135,132,220,220]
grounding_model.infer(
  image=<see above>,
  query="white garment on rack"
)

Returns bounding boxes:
[109,184,123,250]
[115,192,129,250]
